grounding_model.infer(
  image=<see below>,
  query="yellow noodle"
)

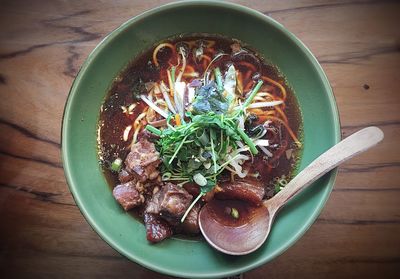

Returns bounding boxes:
[261,76,287,100]
[152,43,176,67]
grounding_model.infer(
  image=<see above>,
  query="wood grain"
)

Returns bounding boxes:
[0,0,399,278]
[268,127,384,213]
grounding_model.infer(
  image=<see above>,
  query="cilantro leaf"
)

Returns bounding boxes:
[192,82,229,114]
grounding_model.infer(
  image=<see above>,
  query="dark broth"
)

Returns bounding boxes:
[98,34,303,223]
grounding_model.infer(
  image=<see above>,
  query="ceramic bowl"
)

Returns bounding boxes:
[62,1,340,278]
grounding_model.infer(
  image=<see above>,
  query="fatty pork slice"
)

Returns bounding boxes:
[125,137,161,182]
[146,183,193,224]
[112,180,144,211]
[215,179,265,206]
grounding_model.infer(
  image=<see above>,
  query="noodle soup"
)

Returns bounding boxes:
[97,34,303,243]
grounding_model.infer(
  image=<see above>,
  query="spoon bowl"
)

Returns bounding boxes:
[199,199,271,255]
[199,126,384,255]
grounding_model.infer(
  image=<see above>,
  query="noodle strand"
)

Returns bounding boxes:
[261,76,287,100]
[153,43,176,67]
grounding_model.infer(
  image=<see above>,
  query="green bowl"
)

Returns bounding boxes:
[62,1,340,278]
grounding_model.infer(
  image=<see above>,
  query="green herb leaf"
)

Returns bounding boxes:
[188,158,202,171]
[193,173,207,186]
[201,179,216,194]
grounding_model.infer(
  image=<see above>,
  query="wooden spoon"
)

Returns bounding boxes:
[199,126,384,255]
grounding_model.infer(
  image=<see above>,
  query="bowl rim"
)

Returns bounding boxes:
[62,1,341,278]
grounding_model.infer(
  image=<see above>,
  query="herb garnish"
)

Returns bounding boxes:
[146,80,263,193]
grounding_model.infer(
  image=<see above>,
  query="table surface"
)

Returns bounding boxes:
[1,0,399,278]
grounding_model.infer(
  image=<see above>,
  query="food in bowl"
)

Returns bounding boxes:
[97,34,303,244]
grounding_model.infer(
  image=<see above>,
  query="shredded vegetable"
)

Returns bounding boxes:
[140,95,169,118]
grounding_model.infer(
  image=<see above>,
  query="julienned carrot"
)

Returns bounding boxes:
[175,113,181,126]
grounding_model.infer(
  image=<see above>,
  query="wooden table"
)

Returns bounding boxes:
[1,0,399,278]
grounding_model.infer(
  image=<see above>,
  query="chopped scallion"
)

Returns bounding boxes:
[243,80,264,108]
[236,127,258,155]
[231,208,239,219]
[111,158,122,172]
[145,125,162,136]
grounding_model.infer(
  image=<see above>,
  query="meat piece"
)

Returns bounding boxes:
[180,203,201,234]
[183,182,200,196]
[112,181,144,211]
[125,137,161,182]
[215,179,265,206]
[146,183,193,223]
[118,169,135,183]
[144,213,173,243]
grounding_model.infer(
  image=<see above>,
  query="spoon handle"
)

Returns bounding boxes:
[266,126,384,213]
